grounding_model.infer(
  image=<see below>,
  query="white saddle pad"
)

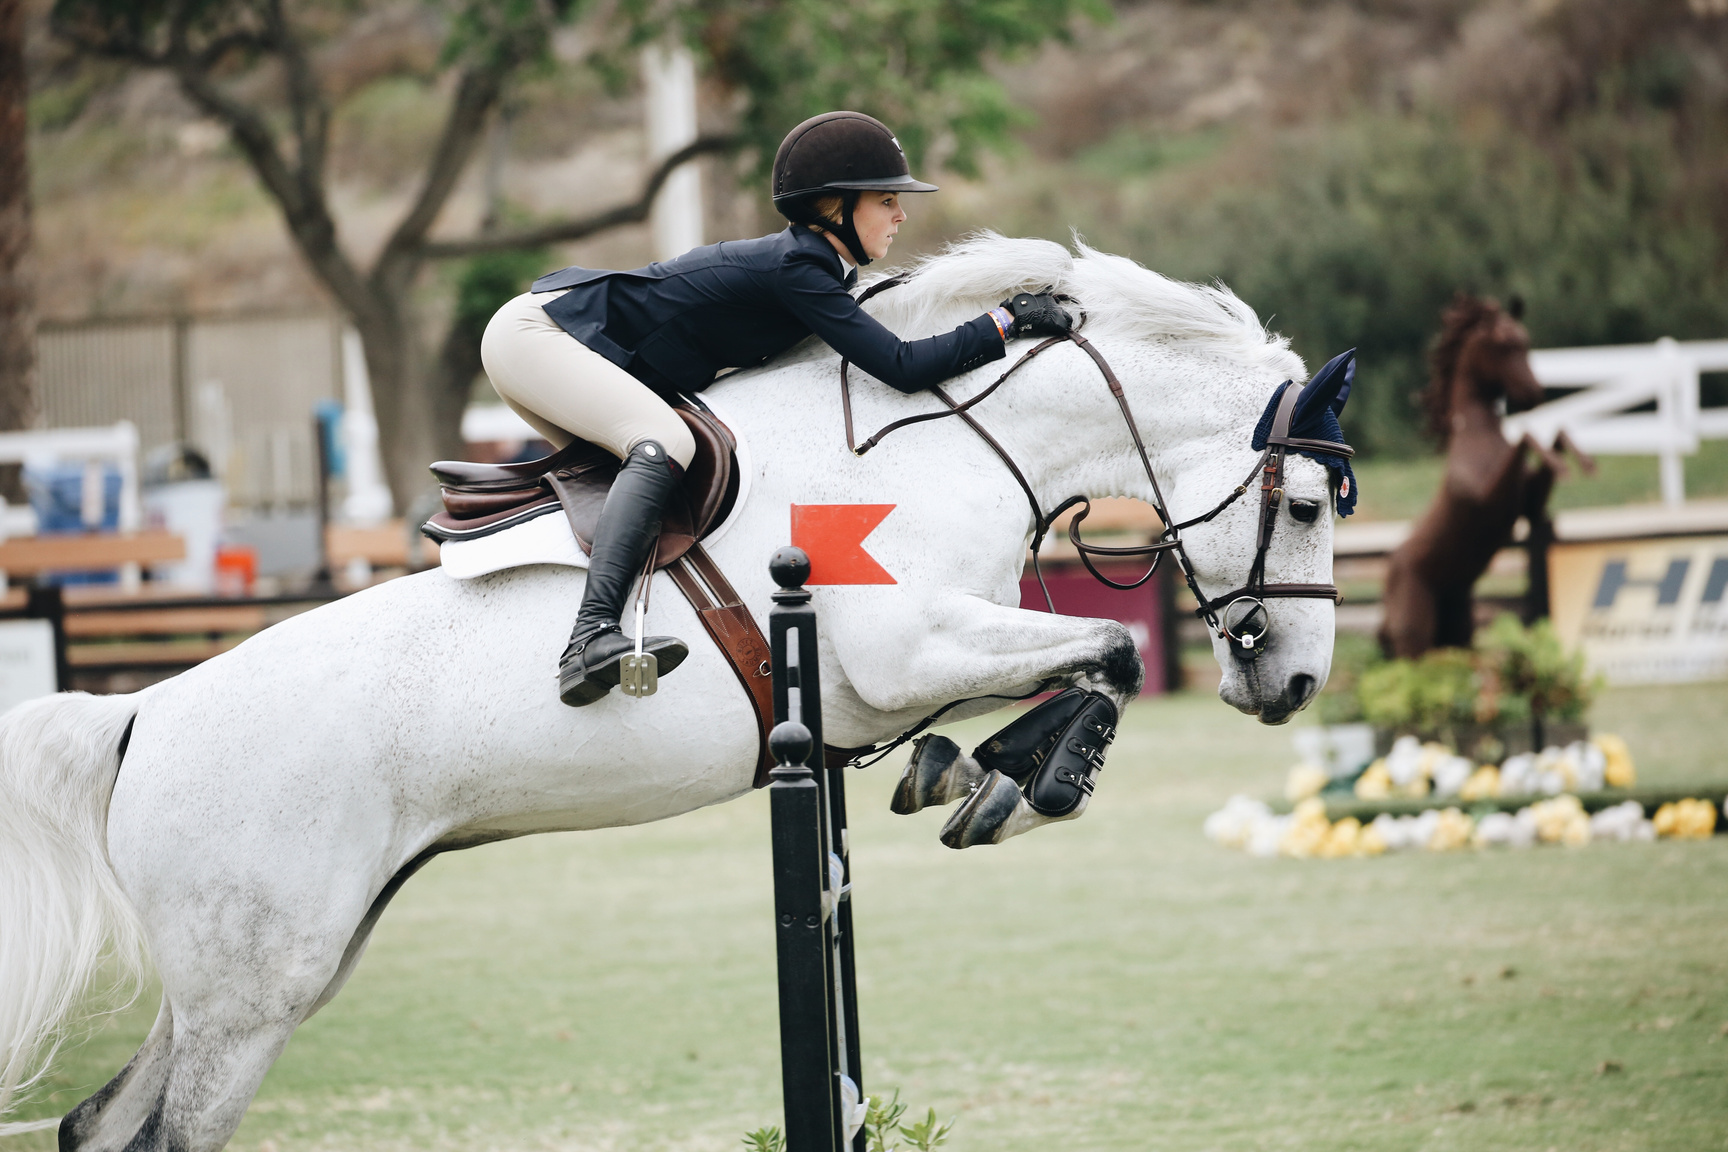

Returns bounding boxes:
[438,397,752,581]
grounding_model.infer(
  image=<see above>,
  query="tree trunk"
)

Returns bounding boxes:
[0,0,39,501]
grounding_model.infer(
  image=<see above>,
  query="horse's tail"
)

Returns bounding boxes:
[0,691,149,1122]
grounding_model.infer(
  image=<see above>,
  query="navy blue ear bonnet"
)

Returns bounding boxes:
[1251,348,1358,517]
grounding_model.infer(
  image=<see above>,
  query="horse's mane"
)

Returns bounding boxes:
[1424,293,1505,446]
[854,232,1302,377]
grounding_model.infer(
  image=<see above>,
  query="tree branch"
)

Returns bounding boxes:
[372,63,508,287]
[264,0,329,192]
[422,134,739,260]
[167,51,374,322]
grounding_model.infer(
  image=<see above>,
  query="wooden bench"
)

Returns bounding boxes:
[327,520,438,574]
[0,530,185,590]
[3,585,338,693]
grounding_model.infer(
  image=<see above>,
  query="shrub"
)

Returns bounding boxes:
[1354,614,1597,735]
[1069,111,1728,455]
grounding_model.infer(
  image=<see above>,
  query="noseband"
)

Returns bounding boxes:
[839,278,1350,660]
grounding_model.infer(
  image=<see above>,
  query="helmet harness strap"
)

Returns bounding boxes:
[802,191,871,267]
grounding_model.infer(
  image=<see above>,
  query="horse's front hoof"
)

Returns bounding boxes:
[939,770,1023,849]
[890,734,982,814]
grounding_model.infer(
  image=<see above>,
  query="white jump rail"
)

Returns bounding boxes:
[1504,337,1728,506]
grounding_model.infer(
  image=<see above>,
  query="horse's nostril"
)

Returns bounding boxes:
[1288,672,1316,708]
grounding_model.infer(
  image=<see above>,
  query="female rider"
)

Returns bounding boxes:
[481,110,1073,707]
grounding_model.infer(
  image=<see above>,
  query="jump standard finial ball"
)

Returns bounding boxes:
[769,546,812,590]
[769,720,815,768]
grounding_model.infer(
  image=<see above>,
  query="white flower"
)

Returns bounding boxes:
[1569,740,1606,793]
[1590,799,1654,842]
[1509,807,1539,848]
[1246,814,1291,858]
[1500,753,1538,796]
[1385,736,1426,787]
[1431,755,1474,798]
[1204,795,1272,849]
[1474,811,1517,847]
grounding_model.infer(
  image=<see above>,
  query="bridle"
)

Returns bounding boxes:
[839,277,1351,661]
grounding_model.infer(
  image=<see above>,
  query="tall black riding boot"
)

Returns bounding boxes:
[557,441,690,706]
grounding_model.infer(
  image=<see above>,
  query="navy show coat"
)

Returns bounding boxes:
[531,225,1004,397]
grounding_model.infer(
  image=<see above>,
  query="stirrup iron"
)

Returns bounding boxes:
[619,547,658,698]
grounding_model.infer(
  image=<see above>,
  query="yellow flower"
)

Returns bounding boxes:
[1654,798,1717,840]
[1532,794,1587,844]
[1428,808,1474,852]
[1279,798,1333,858]
[1459,765,1501,802]
[1355,760,1392,800]
[1319,816,1363,859]
[1285,763,1329,803]
[1357,822,1388,856]
[1594,734,1636,789]
[1396,771,1432,799]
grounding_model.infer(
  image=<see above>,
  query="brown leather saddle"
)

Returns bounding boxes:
[423,401,742,559]
[421,400,777,784]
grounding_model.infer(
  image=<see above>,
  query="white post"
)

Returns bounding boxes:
[1655,337,1691,507]
[114,421,142,591]
[340,328,394,525]
[642,40,702,261]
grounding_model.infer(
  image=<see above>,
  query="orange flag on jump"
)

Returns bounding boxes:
[790,504,897,585]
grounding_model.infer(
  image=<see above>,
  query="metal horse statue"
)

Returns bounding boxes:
[1379,293,1591,658]
[0,235,1351,1152]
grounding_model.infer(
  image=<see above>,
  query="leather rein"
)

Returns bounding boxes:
[838,275,1349,657]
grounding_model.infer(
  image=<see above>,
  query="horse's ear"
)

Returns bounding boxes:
[1295,347,1355,422]
[1507,294,1525,321]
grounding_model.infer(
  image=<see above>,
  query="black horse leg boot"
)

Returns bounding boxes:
[557,441,690,706]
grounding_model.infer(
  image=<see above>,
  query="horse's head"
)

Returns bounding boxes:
[1157,350,1355,724]
[1426,294,1541,440]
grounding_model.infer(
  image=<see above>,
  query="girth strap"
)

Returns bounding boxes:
[667,545,863,787]
[667,545,777,786]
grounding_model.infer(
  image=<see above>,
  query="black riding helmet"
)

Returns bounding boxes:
[771,111,937,266]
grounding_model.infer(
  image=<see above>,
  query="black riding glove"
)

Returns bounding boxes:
[999,292,1073,338]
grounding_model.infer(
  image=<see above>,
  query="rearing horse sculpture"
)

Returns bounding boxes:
[1379,294,1591,658]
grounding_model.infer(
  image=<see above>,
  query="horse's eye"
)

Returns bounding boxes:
[1288,498,1321,523]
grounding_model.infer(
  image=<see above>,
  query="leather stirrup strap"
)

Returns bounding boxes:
[668,544,778,786]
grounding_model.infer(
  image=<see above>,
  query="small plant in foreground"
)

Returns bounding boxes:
[896,1107,955,1150]
[745,1090,953,1152]
[864,1091,955,1152]
[865,1090,908,1151]
[741,1126,785,1152]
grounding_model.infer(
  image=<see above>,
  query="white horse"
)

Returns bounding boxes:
[0,236,1341,1151]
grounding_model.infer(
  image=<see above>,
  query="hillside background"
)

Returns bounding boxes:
[21,0,1728,459]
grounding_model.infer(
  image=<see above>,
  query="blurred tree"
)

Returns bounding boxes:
[0,0,38,500]
[1138,113,1728,456]
[49,0,1097,511]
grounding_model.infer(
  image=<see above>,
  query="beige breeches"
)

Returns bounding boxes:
[480,290,696,468]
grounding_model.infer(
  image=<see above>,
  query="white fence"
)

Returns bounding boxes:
[1505,337,1728,505]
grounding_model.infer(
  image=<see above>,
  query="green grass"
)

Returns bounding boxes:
[1350,440,1728,523]
[12,684,1728,1152]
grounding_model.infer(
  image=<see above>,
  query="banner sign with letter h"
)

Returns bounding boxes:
[1550,533,1728,683]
